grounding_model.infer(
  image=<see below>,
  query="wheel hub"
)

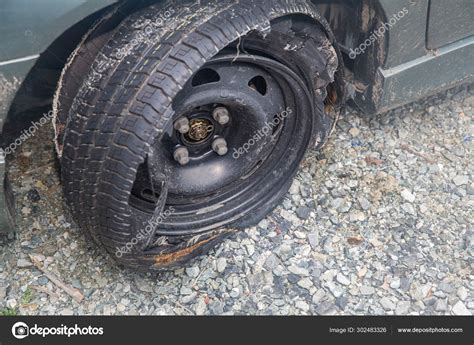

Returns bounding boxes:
[185,118,214,143]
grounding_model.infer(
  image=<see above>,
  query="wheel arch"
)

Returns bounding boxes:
[311,0,390,112]
[1,0,162,145]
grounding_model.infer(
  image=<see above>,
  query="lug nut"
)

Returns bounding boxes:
[212,107,231,125]
[174,117,190,134]
[212,138,228,156]
[173,147,190,166]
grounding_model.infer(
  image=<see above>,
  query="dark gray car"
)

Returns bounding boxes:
[0,0,473,270]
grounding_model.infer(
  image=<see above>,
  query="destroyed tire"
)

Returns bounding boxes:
[56,0,340,270]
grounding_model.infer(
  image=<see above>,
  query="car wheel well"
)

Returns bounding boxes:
[1,0,158,145]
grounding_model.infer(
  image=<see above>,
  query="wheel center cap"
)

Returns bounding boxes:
[185,118,214,143]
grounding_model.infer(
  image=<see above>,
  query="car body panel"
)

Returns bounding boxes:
[0,58,38,132]
[427,0,474,49]
[381,0,430,67]
[0,0,116,62]
[372,0,474,112]
[379,36,474,113]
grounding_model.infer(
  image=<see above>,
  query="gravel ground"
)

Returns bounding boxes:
[0,84,472,316]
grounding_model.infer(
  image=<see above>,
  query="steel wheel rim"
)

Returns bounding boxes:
[129,53,316,239]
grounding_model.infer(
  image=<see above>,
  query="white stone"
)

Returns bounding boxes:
[6,299,17,309]
[326,281,344,298]
[312,289,326,304]
[280,210,301,224]
[336,273,351,286]
[297,278,313,290]
[186,266,200,278]
[288,265,309,276]
[452,301,471,316]
[194,299,207,315]
[395,301,411,315]
[216,258,227,273]
[349,211,366,222]
[246,244,255,256]
[457,286,468,301]
[360,285,375,295]
[289,180,301,194]
[321,269,337,282]
[390,278,401,289]
[453,175,469,186]
[401,203,417,216]
[401,189,416,203]
[17,259,32,268]
[380,297,396,311]
[295,300,310,312]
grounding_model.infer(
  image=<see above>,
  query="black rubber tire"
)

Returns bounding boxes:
[53,3,127,155]
[57,0,339,270]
